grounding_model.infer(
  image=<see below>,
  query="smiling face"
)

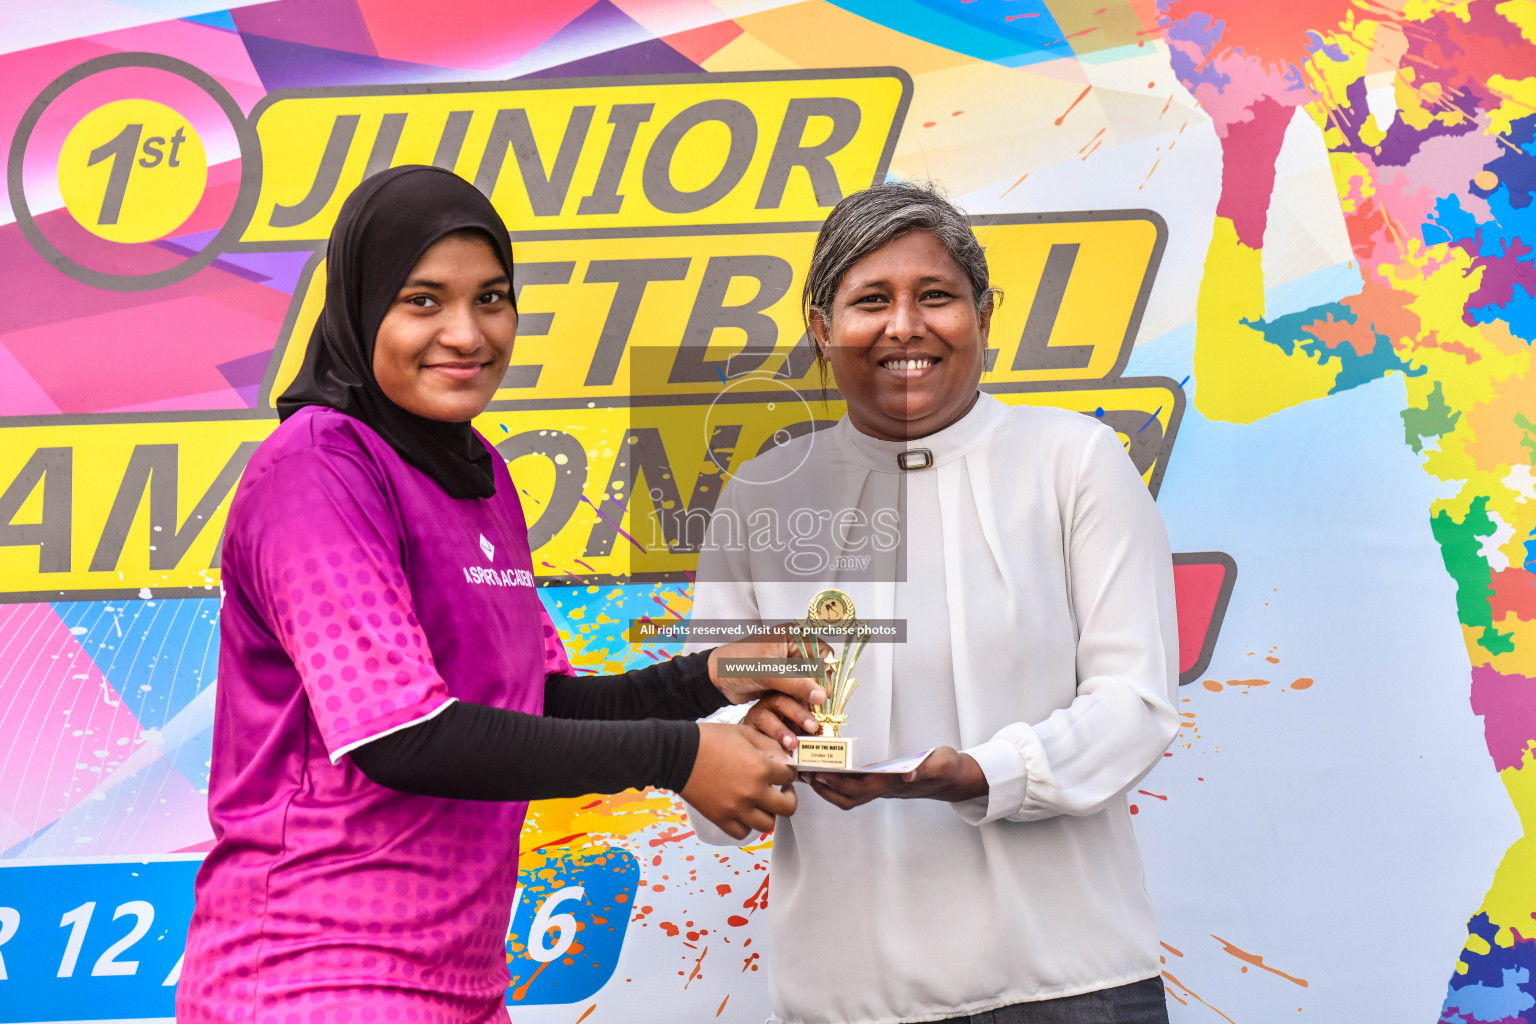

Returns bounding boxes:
[372,231,516,422]
[811,229,991,441]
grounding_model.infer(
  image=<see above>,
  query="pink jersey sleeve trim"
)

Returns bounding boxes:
[328,696,460,765]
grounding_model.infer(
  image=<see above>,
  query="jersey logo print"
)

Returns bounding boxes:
[464,533,531,588]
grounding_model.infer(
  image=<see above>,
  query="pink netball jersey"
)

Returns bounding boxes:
[179,406,571,1024]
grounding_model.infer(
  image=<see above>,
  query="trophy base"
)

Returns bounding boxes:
[794,736,856,770]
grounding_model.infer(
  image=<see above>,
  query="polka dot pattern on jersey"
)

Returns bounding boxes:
[272,538,447,757]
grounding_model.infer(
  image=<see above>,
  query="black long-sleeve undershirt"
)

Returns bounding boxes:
[347,650,728,801]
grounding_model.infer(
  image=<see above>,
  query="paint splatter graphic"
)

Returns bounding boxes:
[1159,0,1536,1015]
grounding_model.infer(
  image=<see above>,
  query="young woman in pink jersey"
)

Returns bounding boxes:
[178,166,821,1024]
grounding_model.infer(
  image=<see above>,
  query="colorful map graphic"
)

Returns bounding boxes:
[1155,1,1535,1018]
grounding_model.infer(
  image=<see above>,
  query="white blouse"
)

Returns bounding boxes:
[685,392,1180,1024]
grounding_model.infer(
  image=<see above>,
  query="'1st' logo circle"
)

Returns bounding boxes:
[8,53,261,292]
[58,99,208,244]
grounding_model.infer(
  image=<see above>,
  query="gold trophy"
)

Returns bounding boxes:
[791,589,871,770]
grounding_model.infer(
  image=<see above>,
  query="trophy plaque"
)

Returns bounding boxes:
[792,588,871,771]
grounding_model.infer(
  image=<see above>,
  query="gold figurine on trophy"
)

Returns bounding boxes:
[791,588,871,770]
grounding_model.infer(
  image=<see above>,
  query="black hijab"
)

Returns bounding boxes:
[277,165,516,499]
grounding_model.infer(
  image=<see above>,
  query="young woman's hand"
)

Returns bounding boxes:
[707,626,831,708]
[682,723,800,839]
[802,746,987,810]
[741,693,821,754]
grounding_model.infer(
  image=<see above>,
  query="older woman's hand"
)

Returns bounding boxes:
[803,747,988,809]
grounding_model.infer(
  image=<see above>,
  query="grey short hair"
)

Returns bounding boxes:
[802,181,994,340]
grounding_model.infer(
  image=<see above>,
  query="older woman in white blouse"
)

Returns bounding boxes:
[685,182,1179,1024]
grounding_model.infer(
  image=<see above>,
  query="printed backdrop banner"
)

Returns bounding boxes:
[0,2,1529,1022]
